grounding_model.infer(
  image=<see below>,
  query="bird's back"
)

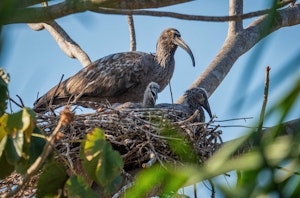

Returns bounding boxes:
[34,51,148,112]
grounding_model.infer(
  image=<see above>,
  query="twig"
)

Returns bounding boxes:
[72,81,97,103]
[193,183,197,198]
[276,165,300,175]
[16,95,25,108]
[214,117,253,122]
[127,15,136,51]
[208,179,215,198]
[168,81,174,106]
[93,1,295,22]
[3,118,63,198]
[112,182,134,198]
[48,74,65,115]
[174,110,199,125]
[142,152,157,168]
[258,66,270,136]
[8,96,23,108]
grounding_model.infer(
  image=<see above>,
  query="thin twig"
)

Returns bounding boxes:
[93,1,295,22]
[208,179,215,198]
[193,183,197,198]
[3,119,63,198]
[8,97,23,108]
[49,74,64,108]
[127,15,136,51]
[214,117,253,122]
[174,110,199,125]
[16,95,25,108]
[258,66,270,136]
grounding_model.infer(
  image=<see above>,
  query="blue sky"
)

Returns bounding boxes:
[1,0,300,196]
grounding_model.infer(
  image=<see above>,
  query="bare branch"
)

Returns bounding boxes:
[257,66,270,136]
[3,0,190,24]
[18,0,52,8]
[3,1,297,24]
[177,5,300,103]
[28,21,91,67]
[228,0,243,34]
[127,15,136,51]
[3,116,64,198]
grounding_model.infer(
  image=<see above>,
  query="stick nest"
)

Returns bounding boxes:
[39,106,223,171]
[0,106,222,197]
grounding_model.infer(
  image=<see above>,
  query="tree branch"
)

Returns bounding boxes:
[28,21,91,67]
[127,15,136,51]
[2,0,297,24]
[177,4,300,103]
[228,0,243,34]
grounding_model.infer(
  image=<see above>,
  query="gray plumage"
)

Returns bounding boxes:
[34,28,195,112]
[112,82,160,110]
[155,88,212,122]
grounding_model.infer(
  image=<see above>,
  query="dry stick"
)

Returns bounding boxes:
[8,97,23,109]
[94,0,294,22]
[127,15,136,51]
[257,66,270,136]
[214,117,253,122]
[48,74,65,114]
[4,119,63,198]
[208,179,215,198]
[16,95,25,108]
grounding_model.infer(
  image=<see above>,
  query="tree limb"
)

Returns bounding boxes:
[127,15,136,51]
[228,0,243,34]
[28,21,91,67]
[2,0,297,24]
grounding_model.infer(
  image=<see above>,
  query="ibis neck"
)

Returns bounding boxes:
[156,44,177,68]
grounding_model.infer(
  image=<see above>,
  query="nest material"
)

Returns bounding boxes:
[39,106,222,171]
[0,106,222,197]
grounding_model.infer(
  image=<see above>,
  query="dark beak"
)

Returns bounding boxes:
[173,36,195,67]
[201,96,213,119]
[152,87,159,101]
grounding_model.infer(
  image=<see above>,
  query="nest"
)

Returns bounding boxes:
[39,106,222,171]
[0,105,222,197]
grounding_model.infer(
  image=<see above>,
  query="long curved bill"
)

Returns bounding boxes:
[202,97,213,119]
[199,88,213,119]
[173,36,195,67]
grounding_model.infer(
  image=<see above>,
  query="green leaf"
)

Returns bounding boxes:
[22,108,37,143]
[126,165,188,197]
[4,133,23,164]
[0,114,8,144]
[95,142,123,188]
[0,74,8,117]
[0,152,14,179]
[37,161,68,198]
[81,128,123,193]
[65,175,98,198]
[29,127,46,164]
[84,128,105,161]
[0,133,7,157]
[160,125,198,163]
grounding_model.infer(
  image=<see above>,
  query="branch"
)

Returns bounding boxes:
[28,21,91,67]
[228,0,243,34]
[2,0,190,24]
[177,4,300,103]
[127,15,136,51]
[2,1,297,24]
[257,66,270,136]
